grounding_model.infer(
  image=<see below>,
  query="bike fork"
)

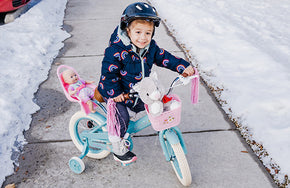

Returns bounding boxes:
[159,127,187,161]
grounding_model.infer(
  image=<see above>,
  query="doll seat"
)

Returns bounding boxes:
[57,65,97,115]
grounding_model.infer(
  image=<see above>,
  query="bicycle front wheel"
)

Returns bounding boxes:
[69,111,110,159]
[169,142,192,186]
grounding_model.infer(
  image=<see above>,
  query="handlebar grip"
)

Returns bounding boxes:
[123,92,139,99]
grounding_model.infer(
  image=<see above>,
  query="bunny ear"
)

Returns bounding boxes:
[150,71,158,80]
[132,82,141,92]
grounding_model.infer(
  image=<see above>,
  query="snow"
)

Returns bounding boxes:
[150,0,290,185]
[0,0,69,186]
[0,0,290,186]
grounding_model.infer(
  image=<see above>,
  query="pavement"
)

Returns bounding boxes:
[2,0,278,187]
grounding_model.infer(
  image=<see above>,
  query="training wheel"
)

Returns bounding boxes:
[69,157,85,174]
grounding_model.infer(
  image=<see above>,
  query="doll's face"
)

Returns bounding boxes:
[127,20,154,49]
[63,69,78,84]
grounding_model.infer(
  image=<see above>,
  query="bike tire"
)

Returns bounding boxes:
[169,142,192,186]
[69,156,85,174]
[69,111,110,159]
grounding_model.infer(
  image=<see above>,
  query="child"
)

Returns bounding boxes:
[98,2,195,165]
[62,69,96,113]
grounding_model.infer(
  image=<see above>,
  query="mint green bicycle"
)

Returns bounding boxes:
[57,65,196,186]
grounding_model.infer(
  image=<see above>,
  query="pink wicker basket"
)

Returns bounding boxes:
[145,94,182,131]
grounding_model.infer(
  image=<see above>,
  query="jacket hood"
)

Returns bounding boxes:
[117,26,131,46]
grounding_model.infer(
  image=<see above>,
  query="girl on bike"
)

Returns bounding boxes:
[97,2,195,165]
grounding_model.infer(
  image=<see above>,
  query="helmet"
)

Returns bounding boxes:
[120,2,161,30]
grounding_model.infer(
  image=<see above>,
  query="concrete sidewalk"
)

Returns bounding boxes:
[3,0,277,187]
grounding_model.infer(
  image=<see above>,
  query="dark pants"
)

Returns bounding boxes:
[115,100,145,137]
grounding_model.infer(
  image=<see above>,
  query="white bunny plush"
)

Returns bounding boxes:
[132,72,165,116]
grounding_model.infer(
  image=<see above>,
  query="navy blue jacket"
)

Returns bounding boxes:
[98,27,190,108]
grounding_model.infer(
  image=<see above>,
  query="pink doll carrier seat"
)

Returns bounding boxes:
[57,65,97,115]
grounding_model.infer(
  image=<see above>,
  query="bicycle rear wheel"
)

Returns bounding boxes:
[168,142,192,186]
[69,111,110,159]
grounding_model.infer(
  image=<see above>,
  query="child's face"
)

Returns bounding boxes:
[127,20,154,49]
[63,69,78,84]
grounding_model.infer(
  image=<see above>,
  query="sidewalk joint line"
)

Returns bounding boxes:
[27,129,236,144]
[57,54,104,58]
[28,139,72,144]
[183,128,237,134]
[133,128,236,138]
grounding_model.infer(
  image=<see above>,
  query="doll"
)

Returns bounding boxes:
[62,69,96,113]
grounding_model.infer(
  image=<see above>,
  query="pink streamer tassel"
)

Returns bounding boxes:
[106,98,120,137]
[191,67,199,104]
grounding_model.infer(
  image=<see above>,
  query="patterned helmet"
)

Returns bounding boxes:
[120,2,161,30]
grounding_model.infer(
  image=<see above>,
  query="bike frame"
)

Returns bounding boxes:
[76,99,187,162]
[67,73,195,185]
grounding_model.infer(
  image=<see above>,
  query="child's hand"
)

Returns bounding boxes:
[182,65,195,77]
[113,93,125,102]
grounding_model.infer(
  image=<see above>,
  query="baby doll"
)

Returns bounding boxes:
[62,69,96,113]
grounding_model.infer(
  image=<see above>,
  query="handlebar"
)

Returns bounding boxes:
[123,92,138,100]
[121,73,198,100]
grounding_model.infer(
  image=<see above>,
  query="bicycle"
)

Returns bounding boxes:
[57,65,198,186]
